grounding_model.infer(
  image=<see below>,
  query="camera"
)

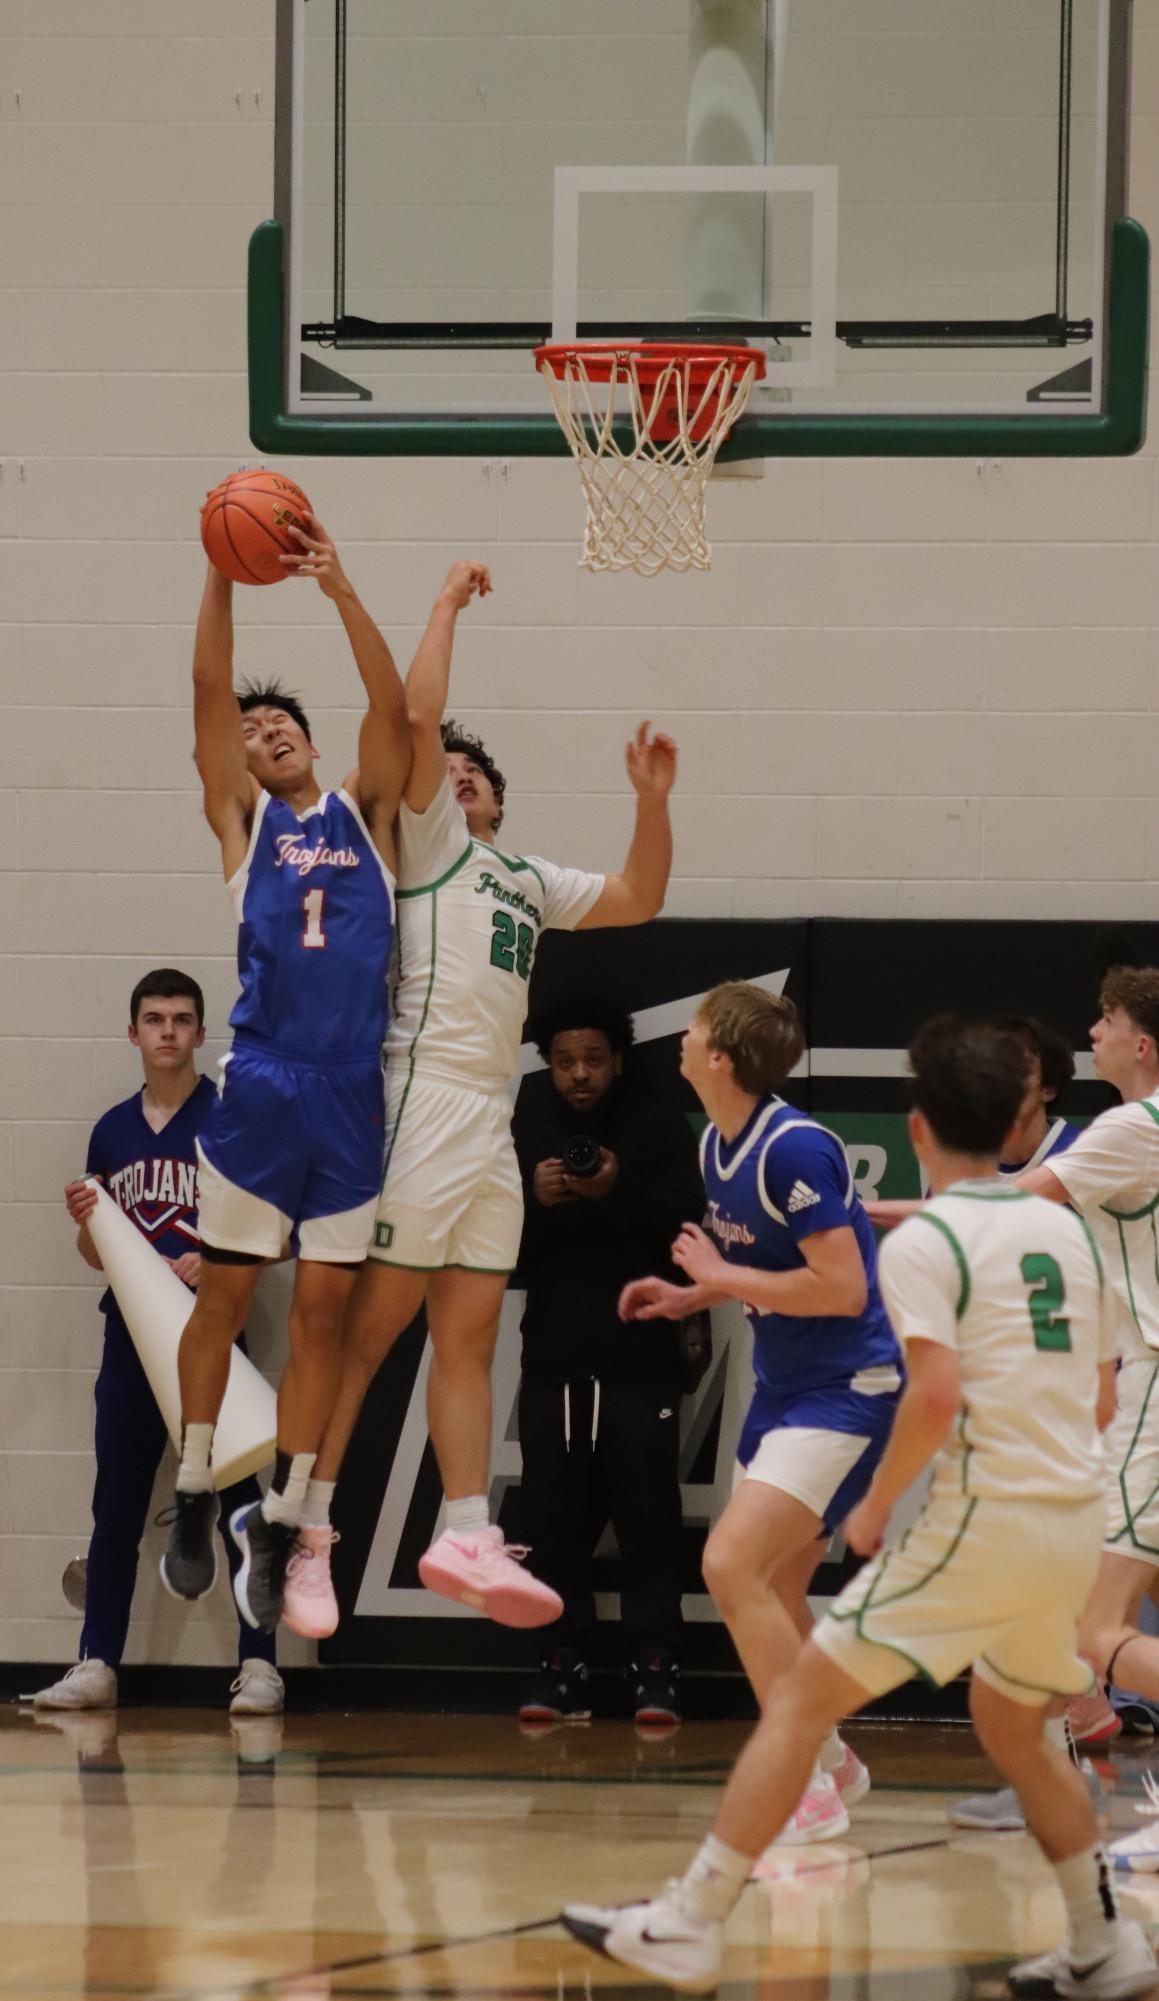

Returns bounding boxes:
[563,1133,603,1179]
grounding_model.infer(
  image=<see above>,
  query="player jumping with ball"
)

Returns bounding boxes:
[161,515,409,1632]
[280,559,678,1638]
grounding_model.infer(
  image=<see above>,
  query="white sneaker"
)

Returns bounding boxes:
[1008,1919,1158,1998]
[827,1740,871,1807]
[229,1659,284,1716]
[562,1883,722,1993]
[30,1660,116,1711]
[754,1771,850,1864]
[1109,1772,1159,1873]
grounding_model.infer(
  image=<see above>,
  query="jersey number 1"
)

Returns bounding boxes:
[1020,1252,1071,1352]
[301,888,327,950]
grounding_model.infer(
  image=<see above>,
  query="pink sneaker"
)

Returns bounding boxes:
[418,1526,563,1629]
[282,1527,340,1640]
[751,1773,850,1871]
[827,1740,871,1807]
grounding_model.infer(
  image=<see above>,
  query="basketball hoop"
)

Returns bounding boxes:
[535,342,765,576]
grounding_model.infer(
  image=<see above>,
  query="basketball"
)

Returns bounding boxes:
[199,468,313,586]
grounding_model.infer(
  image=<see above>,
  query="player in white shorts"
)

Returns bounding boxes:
[561,1015,1158,2001]
[281,559,677,1638]
[1012,966,1159,1871]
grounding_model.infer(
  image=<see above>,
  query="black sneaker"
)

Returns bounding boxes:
[518,1648,592,1724]
[230,1503,295,1633]
[159,1491,218,1601]
[632,1651,681,1726]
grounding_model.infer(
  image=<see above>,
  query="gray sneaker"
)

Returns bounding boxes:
[231,1503,295,1633]
[159,1490,218,1601]
[950,1759,1102,1831]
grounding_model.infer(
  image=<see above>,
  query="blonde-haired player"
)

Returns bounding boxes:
[561,1015,1154,2001]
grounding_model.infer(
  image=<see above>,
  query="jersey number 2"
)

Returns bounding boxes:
[490,910,534,981]
[301,888,327,950]
[1020,1252,1071,1352]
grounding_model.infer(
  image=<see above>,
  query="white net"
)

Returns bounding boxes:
[537,346,762,576]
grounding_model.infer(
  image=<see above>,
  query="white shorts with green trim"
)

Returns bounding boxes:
[1103,1353,1159,1568]
[369,1070,522,1274]
[813,1488,1104,1707]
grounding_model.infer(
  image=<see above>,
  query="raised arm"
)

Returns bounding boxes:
[576,723,676,929]
[403,561,492,812]
[282,519,410,859]
[193,562,257,879]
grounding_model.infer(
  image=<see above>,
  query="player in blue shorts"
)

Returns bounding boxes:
[621,980,902,1853]
[160,515,409,1633]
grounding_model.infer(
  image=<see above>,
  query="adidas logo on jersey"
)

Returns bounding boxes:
[787,1180,822,1214]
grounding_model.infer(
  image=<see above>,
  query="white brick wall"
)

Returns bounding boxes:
[0,4,1156,1666]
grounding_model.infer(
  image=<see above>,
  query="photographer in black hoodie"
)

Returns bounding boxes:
[512,998,704,1727]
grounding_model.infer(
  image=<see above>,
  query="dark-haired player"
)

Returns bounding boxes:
[281,559,677,1638]
[621,981,902,1849]
[868,1014,1080,1232]
[562,1017,1154,2001]
[160,521,408,1633]
[31,970,281,1717]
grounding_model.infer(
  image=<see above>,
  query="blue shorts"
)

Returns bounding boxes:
[737,1379,902,1534]
[196,1041,386,1263]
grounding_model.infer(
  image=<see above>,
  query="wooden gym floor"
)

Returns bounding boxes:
[3,1707,1159,2001]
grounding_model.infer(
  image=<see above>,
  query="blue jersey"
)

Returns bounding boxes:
[85,1076,217,1330]
[998,1116,1082,1176]
[228,788,395,1065]
[700,1096,902,1417]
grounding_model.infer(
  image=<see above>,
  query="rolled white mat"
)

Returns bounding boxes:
[84,1179,277,1485]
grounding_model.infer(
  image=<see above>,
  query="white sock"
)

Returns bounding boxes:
[1054,1846,1121,1964]
[1045,1714,1081,1767]
[818,1730,844,1774]
[177,1423,214,1495]
[300,1479,336,1531]
[446,1496,490,1536]
[261,1452,315,1528]
[679,1834,751,1923]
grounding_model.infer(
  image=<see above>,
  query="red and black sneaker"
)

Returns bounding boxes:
[632,1651,682,1726]
[518,1649,592,1724]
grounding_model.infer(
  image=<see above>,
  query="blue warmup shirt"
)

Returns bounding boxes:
[85,1076,217,1332]
[700,1095,902,1427]
[229,788,395,1063]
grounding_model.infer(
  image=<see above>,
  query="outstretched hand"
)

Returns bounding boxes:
[619,1276,690,1322]
[440,560,493,612]
[626,722,677,800]
[280,516,351,599]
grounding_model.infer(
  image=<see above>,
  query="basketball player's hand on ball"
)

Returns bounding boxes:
[845,1493,889,1559]
[619,1276,689,1322]
[280,517,350,599]
[626,722,677,799]
[440,560,492,611]
[672,1221,726,1287]
[64,1179,99,1226]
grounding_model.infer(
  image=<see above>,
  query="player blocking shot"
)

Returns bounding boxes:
[620,983,902,1849]
[563,1017,1157,2001]
[160,515,408,1632]
[279,560,678,1639]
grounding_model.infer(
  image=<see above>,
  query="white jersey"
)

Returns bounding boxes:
[1046,1094,1159,1358]
[384,775,604,1091]
[879,1181,1116,1506]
